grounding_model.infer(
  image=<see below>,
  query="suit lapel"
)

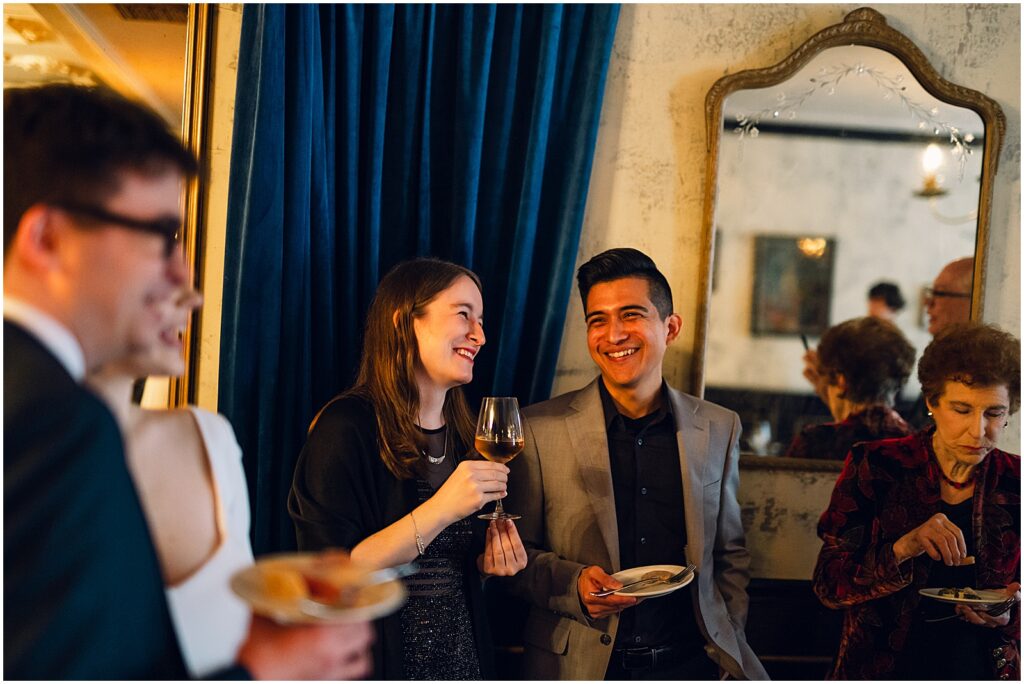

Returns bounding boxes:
[566,379,620,571]
[669,388,709,572]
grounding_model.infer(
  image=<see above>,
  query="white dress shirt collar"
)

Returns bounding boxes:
[3,295,86,381]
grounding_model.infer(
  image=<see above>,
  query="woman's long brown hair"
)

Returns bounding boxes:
[343,258,482,479]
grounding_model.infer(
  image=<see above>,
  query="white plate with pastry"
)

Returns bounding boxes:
[231,551,407,624]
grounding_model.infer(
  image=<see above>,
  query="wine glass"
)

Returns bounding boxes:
[475,396,524,521]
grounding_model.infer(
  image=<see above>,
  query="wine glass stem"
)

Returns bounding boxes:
[494,496,506,518]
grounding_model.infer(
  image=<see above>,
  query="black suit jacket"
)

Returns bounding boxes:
[3,320,189,679]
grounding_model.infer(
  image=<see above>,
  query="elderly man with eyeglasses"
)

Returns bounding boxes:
[924,257,974,336]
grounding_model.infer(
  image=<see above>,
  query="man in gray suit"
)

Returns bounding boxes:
[502,248,767,680]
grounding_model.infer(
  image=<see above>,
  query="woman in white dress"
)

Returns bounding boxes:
[89,286,253,677]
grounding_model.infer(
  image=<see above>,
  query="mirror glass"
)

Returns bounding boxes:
[704,45,984,457]
[4,3,194,407]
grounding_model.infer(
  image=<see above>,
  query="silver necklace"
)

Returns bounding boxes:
[423,426,449,465]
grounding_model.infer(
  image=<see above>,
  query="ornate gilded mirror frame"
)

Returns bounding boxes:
[691,6,1006,399]
[169,4,215,407]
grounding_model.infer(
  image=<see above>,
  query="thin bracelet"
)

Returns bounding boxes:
[410,510,426,556]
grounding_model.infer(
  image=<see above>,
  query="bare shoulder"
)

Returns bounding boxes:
[132,408,205,471]
[138,407,201,441]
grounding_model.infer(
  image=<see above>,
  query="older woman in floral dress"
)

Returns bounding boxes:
[813,322,1020,680]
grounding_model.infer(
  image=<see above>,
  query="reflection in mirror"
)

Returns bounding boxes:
[704,45,985,457]
[3,4,188,125]
[3,4,208,408]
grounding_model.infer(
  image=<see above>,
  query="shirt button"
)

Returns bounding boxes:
[635,636,642,643]
[640,537,647,544]
[636,438,643,446]
[640,487,648,495]
[601,633,612,645]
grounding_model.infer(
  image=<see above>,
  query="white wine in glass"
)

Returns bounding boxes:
[475,396,524,521]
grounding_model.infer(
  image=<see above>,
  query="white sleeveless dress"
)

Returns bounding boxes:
[164,408,254,677]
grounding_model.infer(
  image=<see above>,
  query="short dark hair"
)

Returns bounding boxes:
[867,281,906,311]
[918,322,1021,414]
[817,317,916,405]
[4,84,198,256]
[576,248,673,319]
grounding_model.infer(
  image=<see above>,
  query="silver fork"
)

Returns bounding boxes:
[590,563,695,598]
[924,596,1017,623]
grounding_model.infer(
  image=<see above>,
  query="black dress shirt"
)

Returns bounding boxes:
[599,380,702,651]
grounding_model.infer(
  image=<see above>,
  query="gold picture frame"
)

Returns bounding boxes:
[692,7,1006,397]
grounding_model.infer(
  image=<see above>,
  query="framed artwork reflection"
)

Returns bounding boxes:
[751,235,834,336]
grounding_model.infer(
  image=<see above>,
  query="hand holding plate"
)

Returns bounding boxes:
[578,565,637,619]
[956,582,1020,628]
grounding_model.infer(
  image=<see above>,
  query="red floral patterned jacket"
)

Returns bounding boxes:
[813,430,1020,680]
[786,405,911,460]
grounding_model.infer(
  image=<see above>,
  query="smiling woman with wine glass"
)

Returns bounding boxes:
[288,258,527,680]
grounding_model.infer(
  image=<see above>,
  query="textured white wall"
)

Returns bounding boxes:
[737,462,838,579]
[552,4,1020,449]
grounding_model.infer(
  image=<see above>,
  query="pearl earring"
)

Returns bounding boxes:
[927,411,933,417]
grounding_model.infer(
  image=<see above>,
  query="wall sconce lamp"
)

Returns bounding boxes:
[913,142,978,224]
[913,143,948,198]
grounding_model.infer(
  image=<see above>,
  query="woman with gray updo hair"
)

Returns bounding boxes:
[813,322,1020,680]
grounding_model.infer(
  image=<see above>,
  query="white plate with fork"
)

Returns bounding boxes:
[609,564,694,598]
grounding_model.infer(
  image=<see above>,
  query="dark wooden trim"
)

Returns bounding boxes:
[740,454,844,473]
[722,117,986,145]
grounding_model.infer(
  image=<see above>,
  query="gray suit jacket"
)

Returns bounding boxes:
[502,378,768,680]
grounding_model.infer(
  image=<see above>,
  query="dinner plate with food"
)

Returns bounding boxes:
[918,586,1009,607]
[231,550,407,624]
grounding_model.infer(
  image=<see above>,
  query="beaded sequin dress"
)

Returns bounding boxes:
[399,477,481,680]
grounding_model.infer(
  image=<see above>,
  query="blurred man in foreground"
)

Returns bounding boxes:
[4,84,372,679]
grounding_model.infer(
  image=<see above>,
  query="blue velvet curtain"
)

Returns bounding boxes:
[220,4,619,553]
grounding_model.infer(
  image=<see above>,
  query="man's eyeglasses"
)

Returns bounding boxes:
[924,287,971,300]
[51,201,182,257]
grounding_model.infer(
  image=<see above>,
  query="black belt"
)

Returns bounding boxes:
[612,642,703,671]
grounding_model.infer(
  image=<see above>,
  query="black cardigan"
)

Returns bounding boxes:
[288,395,494,679]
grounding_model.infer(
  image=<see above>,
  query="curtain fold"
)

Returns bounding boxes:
[221,3,619,553]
